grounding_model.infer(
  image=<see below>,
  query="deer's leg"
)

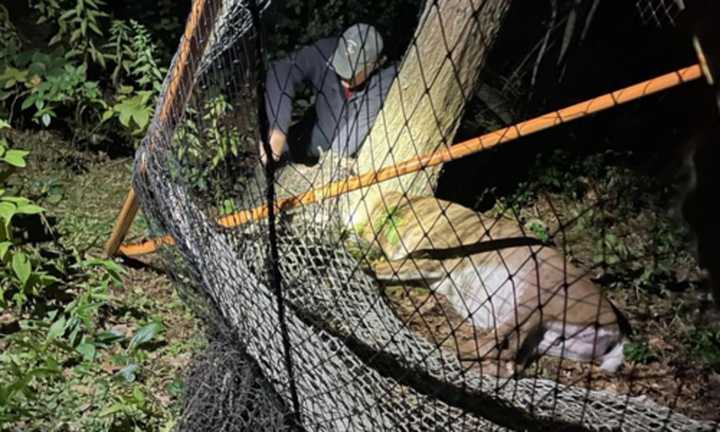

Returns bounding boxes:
[472,306,543,363]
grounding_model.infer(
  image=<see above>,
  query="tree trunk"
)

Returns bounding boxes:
[343,0,512,228]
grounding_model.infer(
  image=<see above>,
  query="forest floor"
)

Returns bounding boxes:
[2,130,203,431]
[4,128,720,429]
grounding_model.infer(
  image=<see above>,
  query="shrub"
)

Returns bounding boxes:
[1,4,166,149]
[0,119,55,310]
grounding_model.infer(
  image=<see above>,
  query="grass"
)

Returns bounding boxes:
[1,130,202,431]
[11,130,150,253]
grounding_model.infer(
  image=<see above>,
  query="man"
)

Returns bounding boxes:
[262,23,397,165]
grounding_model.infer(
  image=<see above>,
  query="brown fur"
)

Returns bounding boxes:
[359,193,625,371]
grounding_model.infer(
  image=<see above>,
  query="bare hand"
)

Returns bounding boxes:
[260,128,287,166]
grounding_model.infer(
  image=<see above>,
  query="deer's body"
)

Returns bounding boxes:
[362,194,626,372]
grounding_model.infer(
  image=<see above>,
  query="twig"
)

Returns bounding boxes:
[531,0,558,88]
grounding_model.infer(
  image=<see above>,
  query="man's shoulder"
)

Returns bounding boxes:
[369,63,398,90]
[379,63,398,78]
[315,36,340,49]
[296,37,338,60]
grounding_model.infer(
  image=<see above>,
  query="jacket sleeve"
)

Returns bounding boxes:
[264,42,330,136]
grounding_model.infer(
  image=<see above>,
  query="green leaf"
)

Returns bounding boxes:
[47,316,67,340]
[49,33,63,46]
[47,193,63,205]
[82,258,125,284]
[0,241,11,260]
[132,109,150,130]
[59,8,77,20]
[41,113,51,127]
[118,363,139,383]
[2,149,29,167]
[76,342,96,362]
[99,402,126,417]
[43,356,61,375]
[132,386,145,405]
[15,204,44,215]
[1,196,29,204]
[88,21,103,36]
[128,322,163,352]
[20,96,36,111]
[95,329,125,348]
[117,108,131,127]
[12,252,31,285]
[29,367,63,378]
[38,274,61,287]
[0,119,10,129]
[166,377,184,398]
[0,201,15,225]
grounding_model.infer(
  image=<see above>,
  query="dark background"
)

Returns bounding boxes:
[437,1,710,207]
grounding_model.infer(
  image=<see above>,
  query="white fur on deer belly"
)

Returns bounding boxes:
[540,321,624,371]
[433,262,523,329]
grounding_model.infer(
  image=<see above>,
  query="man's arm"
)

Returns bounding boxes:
[263,41,331,163]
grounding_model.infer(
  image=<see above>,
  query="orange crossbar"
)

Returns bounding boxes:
[119,64,702,257]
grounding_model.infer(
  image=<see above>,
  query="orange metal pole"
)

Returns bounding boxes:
[118,64,702,257]
[104,0,221,257]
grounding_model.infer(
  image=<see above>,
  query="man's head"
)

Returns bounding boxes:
[331,23,384,89]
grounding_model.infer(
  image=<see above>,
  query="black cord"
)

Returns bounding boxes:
[247,0,303,427]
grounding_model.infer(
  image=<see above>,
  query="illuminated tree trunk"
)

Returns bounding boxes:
[343,0,512,228]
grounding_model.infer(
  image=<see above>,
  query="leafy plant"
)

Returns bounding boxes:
[0,241,176,430]
[593,232,630,266]
[179,94,242,166]
[1,5,167,150]
[0,51,105,129]
[33,0,110,68]
[102,85,154,137]
[173,94,244,190]
[0,5,22,64]
[0,257,129,428]
[105,20,134,86]
[1,120,58,309]
[106,19,166,92]
[526,218,550,242]
[624,340,657,364]
[686,327,720,370]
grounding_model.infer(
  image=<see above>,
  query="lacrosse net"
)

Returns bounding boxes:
[127,0,718,430]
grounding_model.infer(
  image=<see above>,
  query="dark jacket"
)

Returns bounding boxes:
[265,37,397,157]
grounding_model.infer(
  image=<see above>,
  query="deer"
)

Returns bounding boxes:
[357,192,627,374]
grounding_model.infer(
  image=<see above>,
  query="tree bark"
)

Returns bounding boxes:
[343,0,512,228]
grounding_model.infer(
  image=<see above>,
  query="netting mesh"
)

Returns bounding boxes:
[176,333,294,431]
[635,0,684,27]
[127,0,718,430]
